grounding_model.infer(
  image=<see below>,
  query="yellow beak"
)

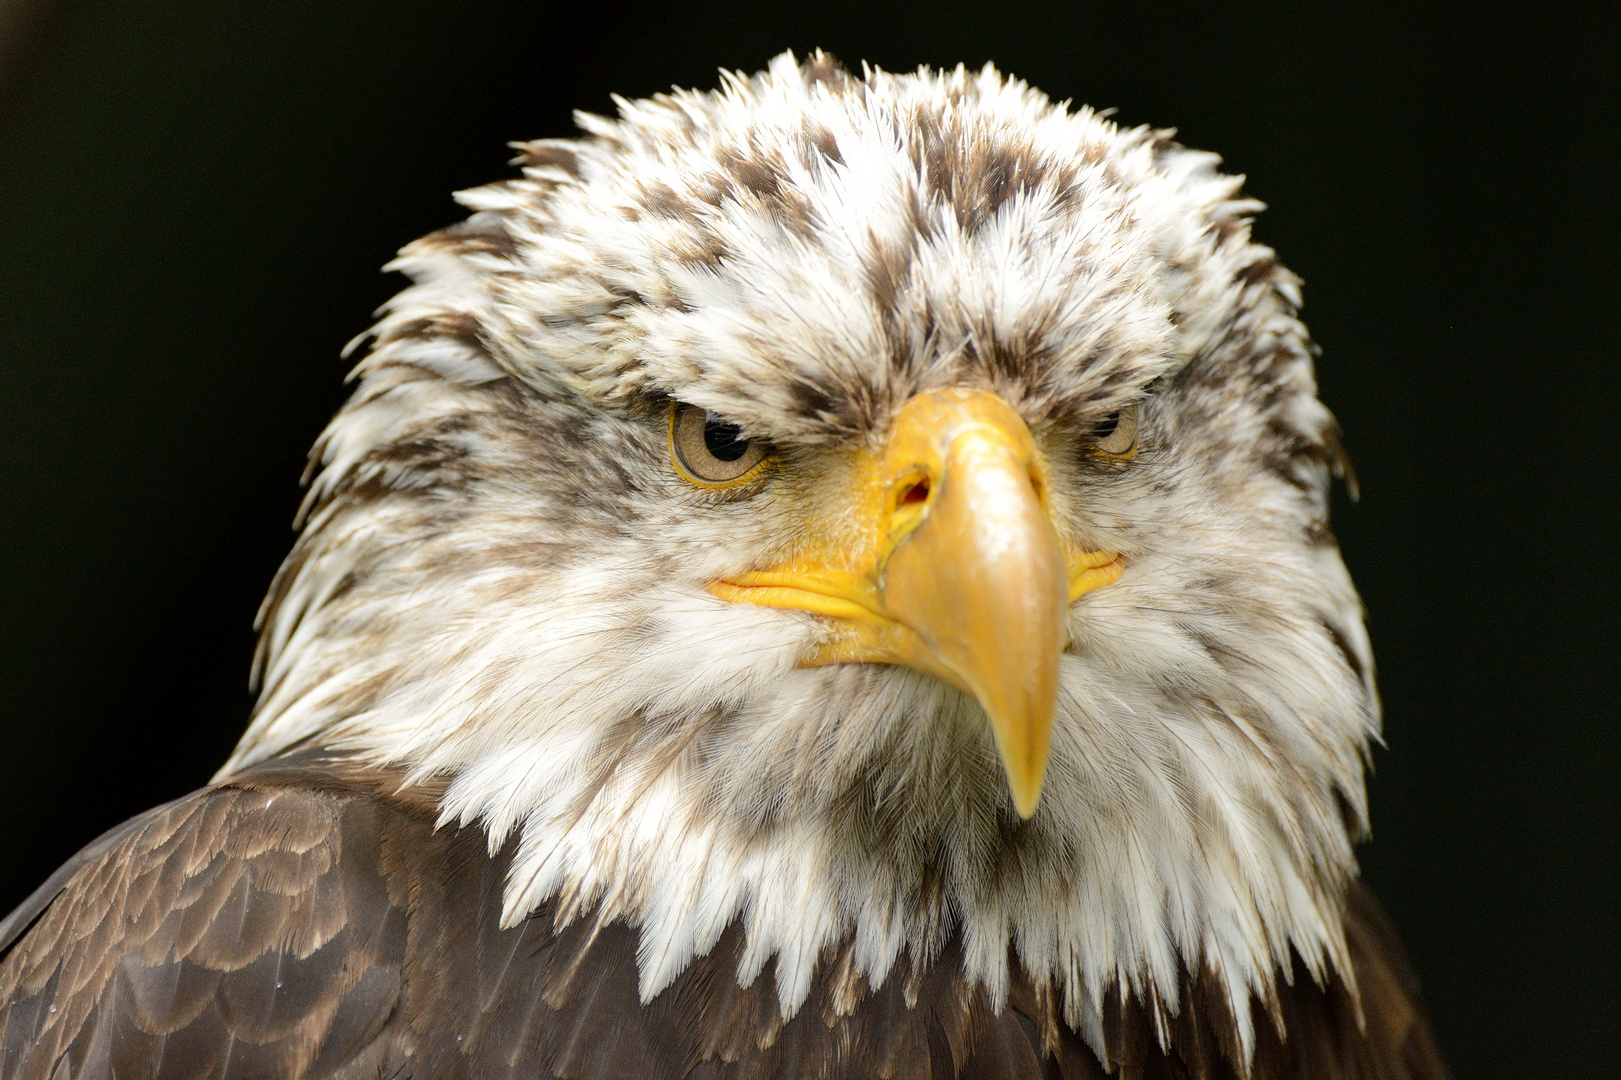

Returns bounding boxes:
[710,388,1121,817]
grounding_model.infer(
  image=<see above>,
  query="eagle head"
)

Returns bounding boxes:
[223,51,1377,1054]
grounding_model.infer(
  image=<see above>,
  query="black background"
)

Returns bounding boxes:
[0,2,1615,1075]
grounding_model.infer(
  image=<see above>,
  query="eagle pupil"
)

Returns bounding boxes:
[1093,411,1121,439]
[703,418,749,462]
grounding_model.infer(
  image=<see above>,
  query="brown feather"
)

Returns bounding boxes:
[0,757,1446,1080]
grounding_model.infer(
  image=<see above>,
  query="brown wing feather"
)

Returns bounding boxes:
[0,757,1447,1080]
[1340,883,1452,1080]
[0,770,411,1080]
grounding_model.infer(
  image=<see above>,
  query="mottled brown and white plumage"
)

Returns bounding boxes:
[0,53,1448,1079]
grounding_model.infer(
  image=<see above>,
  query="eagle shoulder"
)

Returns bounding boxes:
[0,760,423,1080]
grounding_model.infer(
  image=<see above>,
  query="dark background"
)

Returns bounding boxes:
[0,1,1615,1075]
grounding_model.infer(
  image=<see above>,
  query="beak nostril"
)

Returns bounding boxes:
[901,478,931,505]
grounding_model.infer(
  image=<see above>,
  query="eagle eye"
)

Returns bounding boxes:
[670,402,771,487]
[1087,403,1139,460]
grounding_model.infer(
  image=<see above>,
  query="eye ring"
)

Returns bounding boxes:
[669,401,772,488]
[1087,403,1140,460]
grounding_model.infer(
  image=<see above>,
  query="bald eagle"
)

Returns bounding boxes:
[0,53,1448,1080]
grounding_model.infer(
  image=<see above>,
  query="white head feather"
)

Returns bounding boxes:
[222,52,1377,1062]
